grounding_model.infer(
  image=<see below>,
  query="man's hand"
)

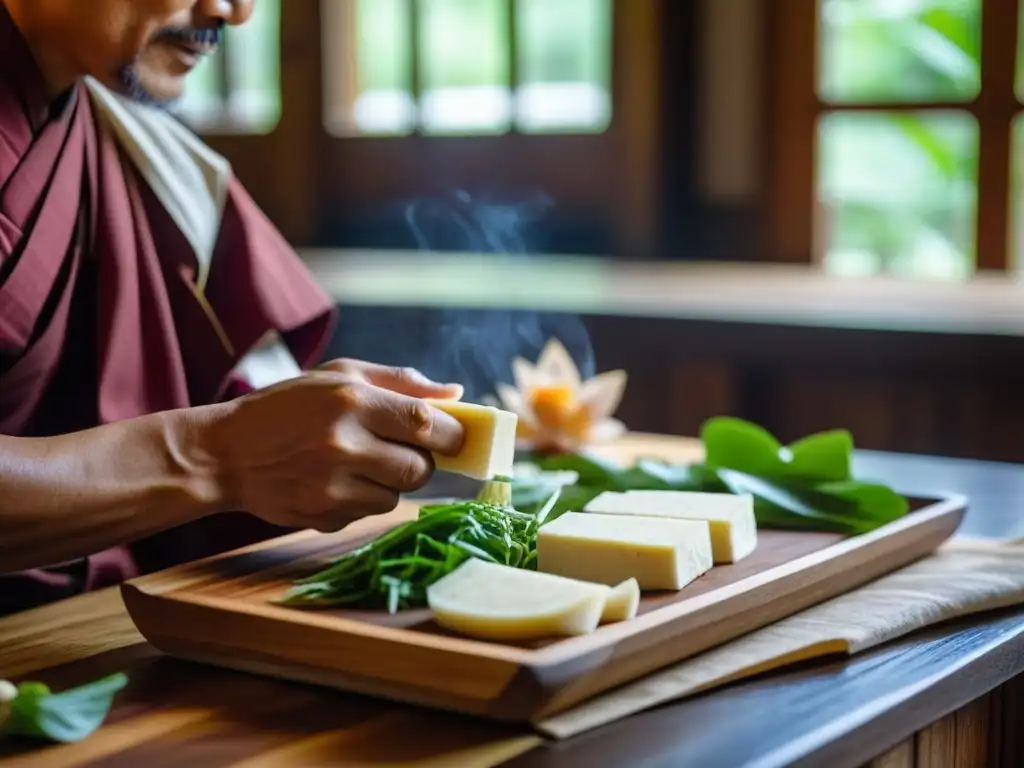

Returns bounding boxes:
[200,360,466,532]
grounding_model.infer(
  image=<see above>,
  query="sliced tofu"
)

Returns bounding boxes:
[585,490,758,564]
[425,399,518,481]
[426,558,610,641]
[537,512,713,591]
[601,578,641,623]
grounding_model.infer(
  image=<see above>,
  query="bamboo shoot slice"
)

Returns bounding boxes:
[426,559,611,641]
[601,578,641,623]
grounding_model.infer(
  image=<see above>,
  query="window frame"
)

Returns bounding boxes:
[186,0,664,255]
[310,0,661,256]
[765,0,1022,273]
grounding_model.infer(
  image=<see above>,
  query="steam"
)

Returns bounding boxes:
[401,190,596,402]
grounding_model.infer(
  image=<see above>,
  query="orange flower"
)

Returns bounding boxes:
[489,339,627,454]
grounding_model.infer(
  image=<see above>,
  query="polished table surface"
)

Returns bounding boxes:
[1,435,1022,767]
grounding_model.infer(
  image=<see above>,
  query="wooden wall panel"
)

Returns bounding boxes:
[324,307,1023,463]
[615,364,1024,463]
[867,739,914,768]
[861,682,1024,768]
[999,674,1023,768]
[668,363,737,438]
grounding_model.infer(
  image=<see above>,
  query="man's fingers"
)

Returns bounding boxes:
[319,475,401,531]
[354,387,465,456]
[320,359,464,400]
[340,431,434,493]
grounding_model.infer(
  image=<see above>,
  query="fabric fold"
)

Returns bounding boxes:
[536,537,1024,739]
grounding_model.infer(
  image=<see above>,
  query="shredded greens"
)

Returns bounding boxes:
[277,478,560,612]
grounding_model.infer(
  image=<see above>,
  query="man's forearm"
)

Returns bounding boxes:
[0,406,228,573]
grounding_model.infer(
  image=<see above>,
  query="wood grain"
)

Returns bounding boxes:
[0,644,541,767]
[998,673,1023,768]
[0,588,142,679]
[118,433,964,722]
[867,739,914,768]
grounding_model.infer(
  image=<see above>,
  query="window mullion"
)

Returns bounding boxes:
[975,0,1018,271]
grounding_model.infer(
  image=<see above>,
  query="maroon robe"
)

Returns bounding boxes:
[0,6,338,615]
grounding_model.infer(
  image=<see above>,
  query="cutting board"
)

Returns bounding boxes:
[121,435,966,722]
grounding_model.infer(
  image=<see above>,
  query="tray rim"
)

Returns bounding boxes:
[122,492,967,665]
[120,491,967,720]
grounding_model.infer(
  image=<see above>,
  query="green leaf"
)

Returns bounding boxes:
[816,479,910,525]
[627,459,706,490]
[715,468,871,535]
[701,417,783,476]
[786,430,853,481]
[919,7,980,63]
[890,113,959,178]
[3,674,128,743]
[703,417,854,483]
[532,452,623,485]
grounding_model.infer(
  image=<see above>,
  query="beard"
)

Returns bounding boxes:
[115,61,175,109]
[113,24,223,109]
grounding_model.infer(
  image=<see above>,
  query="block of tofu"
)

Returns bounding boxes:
[424,399,518,481]
[537,512,713,591]
[426,559,611,641]
[585,490,758,564]
[600,578,641,624]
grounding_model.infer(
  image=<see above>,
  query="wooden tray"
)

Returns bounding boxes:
[121,492,965,722]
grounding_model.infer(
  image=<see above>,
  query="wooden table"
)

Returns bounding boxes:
[1,435,1022,767]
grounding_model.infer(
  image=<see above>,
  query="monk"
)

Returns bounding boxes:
[0,0,466,615]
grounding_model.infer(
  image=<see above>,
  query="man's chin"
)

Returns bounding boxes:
[113,64,181,110]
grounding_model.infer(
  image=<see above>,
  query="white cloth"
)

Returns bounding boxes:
[537,537,1024,738]
[82,78,303,389]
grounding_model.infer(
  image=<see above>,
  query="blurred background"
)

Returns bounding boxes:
[175,0,1022,463]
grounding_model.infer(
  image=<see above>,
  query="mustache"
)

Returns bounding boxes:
[155,25,223,48]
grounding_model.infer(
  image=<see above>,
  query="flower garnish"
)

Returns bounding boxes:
[489,338,627,454]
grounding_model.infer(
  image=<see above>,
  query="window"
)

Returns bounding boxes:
[167,1,644,252]
[770,0,1022,278]
[320,0,613,137]
[175,0,282,134]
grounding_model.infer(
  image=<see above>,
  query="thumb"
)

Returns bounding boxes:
[362,364,464,400]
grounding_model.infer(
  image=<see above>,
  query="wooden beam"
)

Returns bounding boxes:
[975,0,1019,271]
[273,0,323,244]
[765,0,817,264]
[320,0,362,135]
[612,0,663,258]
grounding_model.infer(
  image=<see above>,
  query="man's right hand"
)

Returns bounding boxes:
[197,360,467,532]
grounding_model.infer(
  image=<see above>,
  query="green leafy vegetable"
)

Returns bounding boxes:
[701,416,852,482]
[0,673,128,744]
[513,417,908,535]
[280,480,542,611]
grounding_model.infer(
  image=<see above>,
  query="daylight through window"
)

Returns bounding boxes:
[320,0,613,137]
[815,0,1022,279]
[175,0,282,133]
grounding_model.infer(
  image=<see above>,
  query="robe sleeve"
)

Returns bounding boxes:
[206,177,338,376]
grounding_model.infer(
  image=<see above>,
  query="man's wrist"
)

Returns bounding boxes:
[159,404,238,517]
